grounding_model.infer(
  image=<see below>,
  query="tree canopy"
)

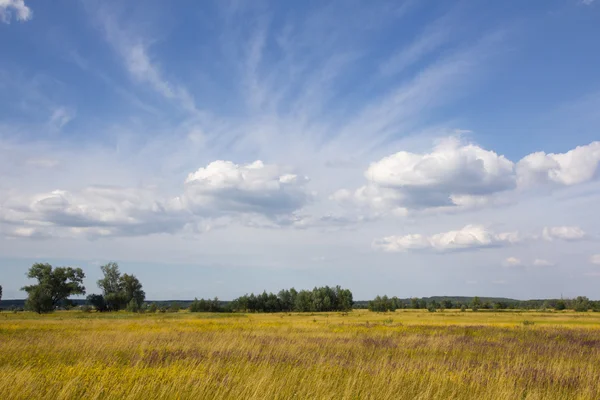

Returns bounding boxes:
[21,263,86,313]
[92,262,145,311]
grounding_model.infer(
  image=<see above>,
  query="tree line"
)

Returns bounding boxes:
[367,295,598,312]
[1,263,597,314]
[3,262,354,314]
[228,286,354,312]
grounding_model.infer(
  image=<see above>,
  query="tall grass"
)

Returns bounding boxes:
[1,310,599,399]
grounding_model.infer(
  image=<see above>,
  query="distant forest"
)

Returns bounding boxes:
[0,262,597,313]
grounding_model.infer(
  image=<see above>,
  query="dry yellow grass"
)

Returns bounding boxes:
[1,309,600,399]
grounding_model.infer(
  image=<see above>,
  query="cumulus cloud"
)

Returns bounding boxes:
[364,137,515,209]
[542,226,586,241]
[0,160,314,239]
[517,142,600,187]
[0,0,31,23]
[335,138,600,216]
[373,224,521,253]
[0,186,187,238]
[181,160,311,217]
[591,254,600,265]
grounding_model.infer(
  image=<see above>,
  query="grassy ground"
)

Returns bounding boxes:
[1,309,599,399]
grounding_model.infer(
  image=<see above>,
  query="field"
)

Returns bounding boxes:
[1,310,600,399]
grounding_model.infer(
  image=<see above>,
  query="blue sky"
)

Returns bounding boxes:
[1,0,599,301]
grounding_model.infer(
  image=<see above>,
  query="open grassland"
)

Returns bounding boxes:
[1,310,600,399]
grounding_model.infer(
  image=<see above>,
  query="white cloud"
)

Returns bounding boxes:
[533,259,555,267]
[542,226,586,241]
[373,224,521,253]
[503,257,523,267]
[335,139,600,217]
[590,254,600,265]
[366,137,515,197]
[0,0,31,23]
[0,186,188,238]
[0,159,317,239]
[517,142,600,187]
[182,160,311,217]
[335,136,515,213]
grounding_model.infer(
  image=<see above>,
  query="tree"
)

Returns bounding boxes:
[0,284,2,306]
[471,296,481,312]
[86,294,107,312]
[126,298,141,313]
[555,299,566,311]
[97,262,126,311]
[573,296,590,312]
[24,285,53,314]
[21,263,86,314]
[121,274,145,308]
[96,262,145,311]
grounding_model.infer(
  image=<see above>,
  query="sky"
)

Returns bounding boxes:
[1,0,599,301]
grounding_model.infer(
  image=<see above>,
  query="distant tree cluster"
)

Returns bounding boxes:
[15,262,145,314]
[89,262,146,312]
[368,295,402,312]
[365,295,598,312]
[189,297,223,312]
[229,286,353,313]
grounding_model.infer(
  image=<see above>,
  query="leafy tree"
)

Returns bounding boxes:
[96,262,145,311]
[169,302,181,313]
[460,304,467,312]
[24,285,54,314]
[86,294,107,312]
[147,303,158,313]
[120,274,145,309]
[410,297,419,309]
[573,296,590,312]
[126,298,141,313]
[0,284,2,306]
[441,299,453,309]
[471,296,481,312]
[555,299,566,311]
[97,262,125,311]
[21,263,86,314]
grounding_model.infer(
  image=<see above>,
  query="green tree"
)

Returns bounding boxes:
[120,274,146,308]
[86,294,107,312]
[410,297,419,309]
[126,298,141,313]
[555,299,566,311]
[573,296,590,312]
[471,296,481,312]
[21,263,86,314]
[0,284,2,306]
[24,285,53,314]
[97,262,125,311]
[96,263,145,311]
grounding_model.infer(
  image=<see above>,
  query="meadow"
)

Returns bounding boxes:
[1,310,599,399]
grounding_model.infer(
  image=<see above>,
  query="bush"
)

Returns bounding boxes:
[80,305,92,313]
[460,305,467,312]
